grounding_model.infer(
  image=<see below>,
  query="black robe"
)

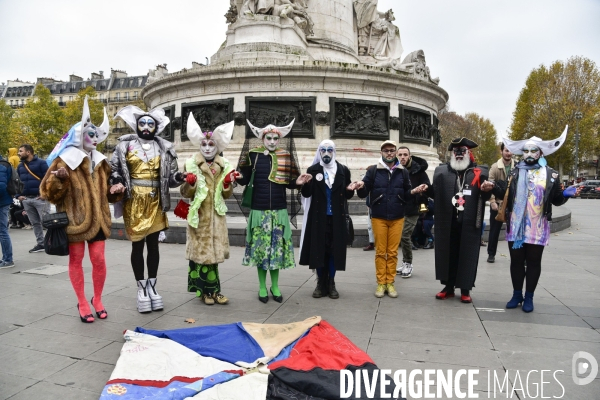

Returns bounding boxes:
[299,162,353,270]
[430,163,490,289]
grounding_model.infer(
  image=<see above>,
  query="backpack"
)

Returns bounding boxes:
[0,160,24,196]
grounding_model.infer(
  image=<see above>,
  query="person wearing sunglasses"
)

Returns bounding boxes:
[299,140,354,299]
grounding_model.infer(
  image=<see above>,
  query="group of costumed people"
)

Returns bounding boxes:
[39,97,579,322]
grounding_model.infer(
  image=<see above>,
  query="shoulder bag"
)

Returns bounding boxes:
[241,153,259,208]
[495,176,513,223]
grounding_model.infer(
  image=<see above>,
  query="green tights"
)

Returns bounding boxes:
[257,268,280,297]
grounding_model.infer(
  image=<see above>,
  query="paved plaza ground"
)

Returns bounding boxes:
[0,200,598,399]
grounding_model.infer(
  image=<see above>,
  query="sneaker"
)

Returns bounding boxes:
[487,255,495,263]
[9,224,22,229]
[29,244,45,253]
[480,240,487,247]
[386,283,398,298]
[363,244,374,251]
[22,224,33,230]
[401,263,413,278]
[423,240,434,249]
[411,243,419,250]
[202,294,215,305]
[212,292,229,305]
[375,284,386,298]
[397,261,409,275]
[0,261,15,269]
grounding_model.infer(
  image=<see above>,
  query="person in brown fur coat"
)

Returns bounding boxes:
[41,98,122,323]
[180,114,238,305]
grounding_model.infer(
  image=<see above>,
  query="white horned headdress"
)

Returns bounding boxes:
[246,119,295,139]
[502,126,568,156]
[186,113,234,153]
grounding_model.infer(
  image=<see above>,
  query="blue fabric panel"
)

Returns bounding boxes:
[135,322,265,364]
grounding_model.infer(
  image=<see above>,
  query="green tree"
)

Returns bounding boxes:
[437,108,499,167]
[0,101,21,156]
[17,84,66,156]
[509,56,600,178]
[63,86,106,128]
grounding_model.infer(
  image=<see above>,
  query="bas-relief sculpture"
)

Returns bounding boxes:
[238,0,314,36]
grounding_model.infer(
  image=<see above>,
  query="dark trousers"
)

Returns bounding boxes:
[488,209,503,257]
[446,218,462,288]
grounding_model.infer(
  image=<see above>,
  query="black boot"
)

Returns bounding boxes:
[312,278,323,298]
[328,279,339,299]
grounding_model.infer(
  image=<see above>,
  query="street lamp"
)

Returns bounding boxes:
[574,111,583,181]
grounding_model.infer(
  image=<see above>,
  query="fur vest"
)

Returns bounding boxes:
[180,153,233,265]
[41,157,122,242]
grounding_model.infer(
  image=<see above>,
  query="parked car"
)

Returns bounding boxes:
[581,180,600,193]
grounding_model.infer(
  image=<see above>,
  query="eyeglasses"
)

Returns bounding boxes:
[381,149,396,154]
[319,147,334,153]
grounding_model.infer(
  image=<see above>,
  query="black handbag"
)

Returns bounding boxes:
[42,212,70,256]
[241,153,259,208]
[344,200,354,246]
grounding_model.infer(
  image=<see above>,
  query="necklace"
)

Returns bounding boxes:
[137,139,156,162]
[452,171,468,211]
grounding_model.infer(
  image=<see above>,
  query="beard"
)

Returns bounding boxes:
[450,156,470,171]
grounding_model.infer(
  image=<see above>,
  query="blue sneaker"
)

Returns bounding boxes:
[0,261,15,269]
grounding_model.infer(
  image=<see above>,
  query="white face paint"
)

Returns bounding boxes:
[522,146,541,165]
[137,116,156,138]
[82,125,99,152]
[263,132,280,152]
[200,137,218,160]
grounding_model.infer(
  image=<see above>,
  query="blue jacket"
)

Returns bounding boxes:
[357,162,412,220]
[16,155,48,197]
[0,156,13,207]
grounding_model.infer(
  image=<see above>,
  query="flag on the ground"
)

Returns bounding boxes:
[100,316,403,399]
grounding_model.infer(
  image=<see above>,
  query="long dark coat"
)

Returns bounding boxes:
[430,163,490,289]
[299,162,353,270]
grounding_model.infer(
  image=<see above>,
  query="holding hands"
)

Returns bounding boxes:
[481,180,495,192]
[110,183,126,194]
[185,173,197,186]
[296,173,313,186]
[224,171,242,188]
[411,183,428,195]
[347,181,364,191]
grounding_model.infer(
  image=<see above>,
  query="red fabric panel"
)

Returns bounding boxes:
[269,321,374,371]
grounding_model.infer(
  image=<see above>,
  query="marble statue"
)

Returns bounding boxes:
[240,0,313,35]
[353,1,402,61]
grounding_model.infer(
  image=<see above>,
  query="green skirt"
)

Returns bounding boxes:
[188,262,221,297]
[242,209,295,271]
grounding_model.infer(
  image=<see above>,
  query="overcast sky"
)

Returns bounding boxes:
[1,0,599,137]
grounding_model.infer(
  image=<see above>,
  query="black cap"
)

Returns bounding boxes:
[447,137,478,151]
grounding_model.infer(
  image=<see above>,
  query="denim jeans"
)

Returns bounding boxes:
[0,204,13,262]
[22,197,49,246]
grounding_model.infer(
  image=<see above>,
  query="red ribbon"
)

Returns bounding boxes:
[471,168,482,188]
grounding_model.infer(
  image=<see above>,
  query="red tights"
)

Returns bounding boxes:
[69,241,106,318]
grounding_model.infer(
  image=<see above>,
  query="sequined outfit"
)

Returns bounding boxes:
[123,153,168,242]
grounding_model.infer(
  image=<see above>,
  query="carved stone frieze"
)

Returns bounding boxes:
[330,98,389,139]
[400,105,436,144]
[233,111,246,125]
[181,99,234,141]
[245,97,315,138]
[315,111,330,126]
